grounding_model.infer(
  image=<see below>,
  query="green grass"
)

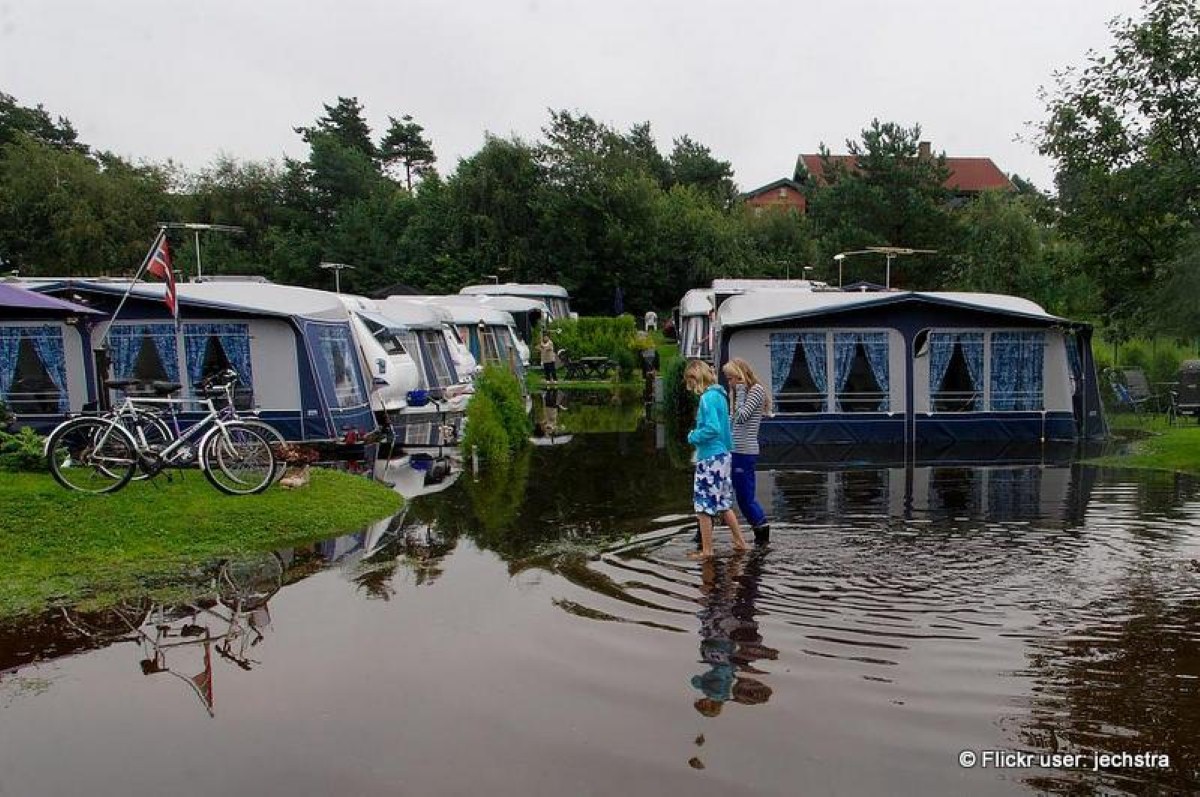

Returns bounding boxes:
[0,469,402,618]
[1086,412,1200,475]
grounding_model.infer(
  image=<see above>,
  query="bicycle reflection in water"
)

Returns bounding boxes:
[59,552,283,717]
[691,549,778,718]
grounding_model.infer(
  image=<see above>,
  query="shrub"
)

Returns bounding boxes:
[544,315,640,379]
[460,392,510,463]
[474,365,532,443]
[0,427,46,472]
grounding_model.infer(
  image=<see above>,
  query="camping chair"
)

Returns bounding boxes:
[1120,368,1158,412]
[1107,369,1152,417]
[1168,360,1200,425]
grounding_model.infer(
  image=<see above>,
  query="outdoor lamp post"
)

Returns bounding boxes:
[319,261,356,294]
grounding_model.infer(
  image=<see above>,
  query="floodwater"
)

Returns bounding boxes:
[2,398,1199,796]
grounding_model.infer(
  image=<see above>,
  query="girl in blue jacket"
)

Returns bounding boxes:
[685,360,749,558]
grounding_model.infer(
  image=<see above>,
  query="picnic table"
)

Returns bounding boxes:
[564,356,616,380]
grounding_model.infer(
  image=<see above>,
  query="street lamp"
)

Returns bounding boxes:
[319,261,356,294]
[833,248,936,289]
[833,250,873,288]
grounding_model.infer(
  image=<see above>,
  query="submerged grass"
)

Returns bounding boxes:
[0,469,402,618]
[1087,413,1200,476]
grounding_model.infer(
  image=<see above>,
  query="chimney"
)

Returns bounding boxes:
[918,141,931,160]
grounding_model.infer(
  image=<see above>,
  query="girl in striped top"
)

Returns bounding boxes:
[722,358,771,543]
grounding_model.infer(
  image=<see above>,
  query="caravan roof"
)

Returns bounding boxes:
[711,278,829,292]
[0,283,103,315]
[460,283,568,300]
[47,280,352,321]
[418,297,516,327]
[718,290,1068,329]
[680,289,714,317]
[376,297,450,330]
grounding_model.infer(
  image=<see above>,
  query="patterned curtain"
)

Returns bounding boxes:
[833,333,859,392]
[107,324,179,382]
[990,332,1045,411]
[1064,332,1081,395]
[930,332,984,411]
[0,327,21,404]
[183,323,253,395]
[768,333,799,395]
[799,333,828,406]
[861,332,890,411]
[28,326,69,413]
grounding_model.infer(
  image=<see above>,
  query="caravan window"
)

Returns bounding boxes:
[928,332,984,412]
[769,332,828,413]
[184,323,254,409]
[833,332,889,413]
[0,325,69,414]
[313,325,366,408]
[375,330,407,357]
[107,324,180,389]
[990,332,1044,411]
[418,329,457,388]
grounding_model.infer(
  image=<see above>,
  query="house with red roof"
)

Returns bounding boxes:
[742,141,1013,214]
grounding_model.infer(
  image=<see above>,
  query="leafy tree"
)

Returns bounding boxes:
[1037,0,1200,329]
[806,120,956,288]
[668,135,736,207]
[0,92,84,153]
[295,97,376,162]
[380,114,438,190]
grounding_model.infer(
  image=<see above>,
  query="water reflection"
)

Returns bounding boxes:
[690,550,778,718]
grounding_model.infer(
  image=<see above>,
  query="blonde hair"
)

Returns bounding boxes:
[683,359,716,394]
[721,357,772,413]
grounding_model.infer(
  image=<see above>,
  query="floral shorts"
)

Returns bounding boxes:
[693,452,733,515]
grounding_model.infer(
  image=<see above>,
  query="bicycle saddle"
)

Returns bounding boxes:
[104,378,138,389]
[150,381,182,396]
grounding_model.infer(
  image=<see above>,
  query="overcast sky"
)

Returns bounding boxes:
[2,0,1143,193]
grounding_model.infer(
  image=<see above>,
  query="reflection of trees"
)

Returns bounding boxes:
[1015,574,1200,795]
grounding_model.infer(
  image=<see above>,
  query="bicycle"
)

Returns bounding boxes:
[45,373,278,495]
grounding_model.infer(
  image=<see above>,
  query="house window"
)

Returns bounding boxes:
[769,332,828,413]
[107,324,179,388]
[833,332,889,412]
[990,332,1044,411]
[929,332,984,412]
[184,323,254,409]
[0,326,68,414]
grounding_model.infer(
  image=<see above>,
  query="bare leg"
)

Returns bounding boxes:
[689,513,716,558]
[722,509,749,551]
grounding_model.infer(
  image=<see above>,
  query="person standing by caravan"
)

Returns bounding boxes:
[685,360,749,558]
[723,358,771,544]
[538,332,558,383]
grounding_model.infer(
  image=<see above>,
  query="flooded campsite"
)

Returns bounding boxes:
[1,395,1198,797]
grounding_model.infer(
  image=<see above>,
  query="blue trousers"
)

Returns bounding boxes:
[731,452,767,527]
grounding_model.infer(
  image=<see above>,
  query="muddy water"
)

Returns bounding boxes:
[1,416,1199,796]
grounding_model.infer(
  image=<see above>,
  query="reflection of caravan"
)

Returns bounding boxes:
[1,284,103,431]
[37,280,378,442]
[718,290,1107,445]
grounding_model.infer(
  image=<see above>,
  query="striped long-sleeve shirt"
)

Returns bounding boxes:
[731,383,766,455]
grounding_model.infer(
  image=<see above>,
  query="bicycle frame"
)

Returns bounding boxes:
[111,392,248,468]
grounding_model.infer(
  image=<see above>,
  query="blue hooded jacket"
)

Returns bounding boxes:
[687,384,734,460]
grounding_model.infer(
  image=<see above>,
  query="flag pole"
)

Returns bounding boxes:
[99,227,166,351]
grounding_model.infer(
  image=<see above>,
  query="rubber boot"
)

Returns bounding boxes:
[752,524,770,545]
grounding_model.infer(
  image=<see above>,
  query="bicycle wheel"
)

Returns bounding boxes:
[199,424,276,495]
[232,419,288,483]
[46,417,138,494]
[113,412,174,481]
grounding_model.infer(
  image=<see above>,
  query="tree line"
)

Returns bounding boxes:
[0,0,1196,334]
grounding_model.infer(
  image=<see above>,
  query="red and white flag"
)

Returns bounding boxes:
[145,231,177,318]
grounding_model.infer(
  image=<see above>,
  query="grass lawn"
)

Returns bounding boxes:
[1086,412,1200,476]
[0,468,402,618]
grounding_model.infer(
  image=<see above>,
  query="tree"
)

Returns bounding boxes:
[805,120,957,288]
[295,97,376,162]
[668,135,737,207]
[1037,0,1200,328]
[380,114,438,190]
[0,92,84,153]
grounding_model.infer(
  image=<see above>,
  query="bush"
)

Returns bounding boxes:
[460,366,532,464]
[544,315,640,379]
[0,427,46,472]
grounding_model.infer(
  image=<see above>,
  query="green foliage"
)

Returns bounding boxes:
[545,315,639,378]
[0,91,84,153]
[0,427,45,472]
[380,114,438,190]
[1037,0,1200,330]
[460,366,531,463]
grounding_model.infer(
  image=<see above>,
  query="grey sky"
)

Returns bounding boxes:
[2,0,1142,192]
